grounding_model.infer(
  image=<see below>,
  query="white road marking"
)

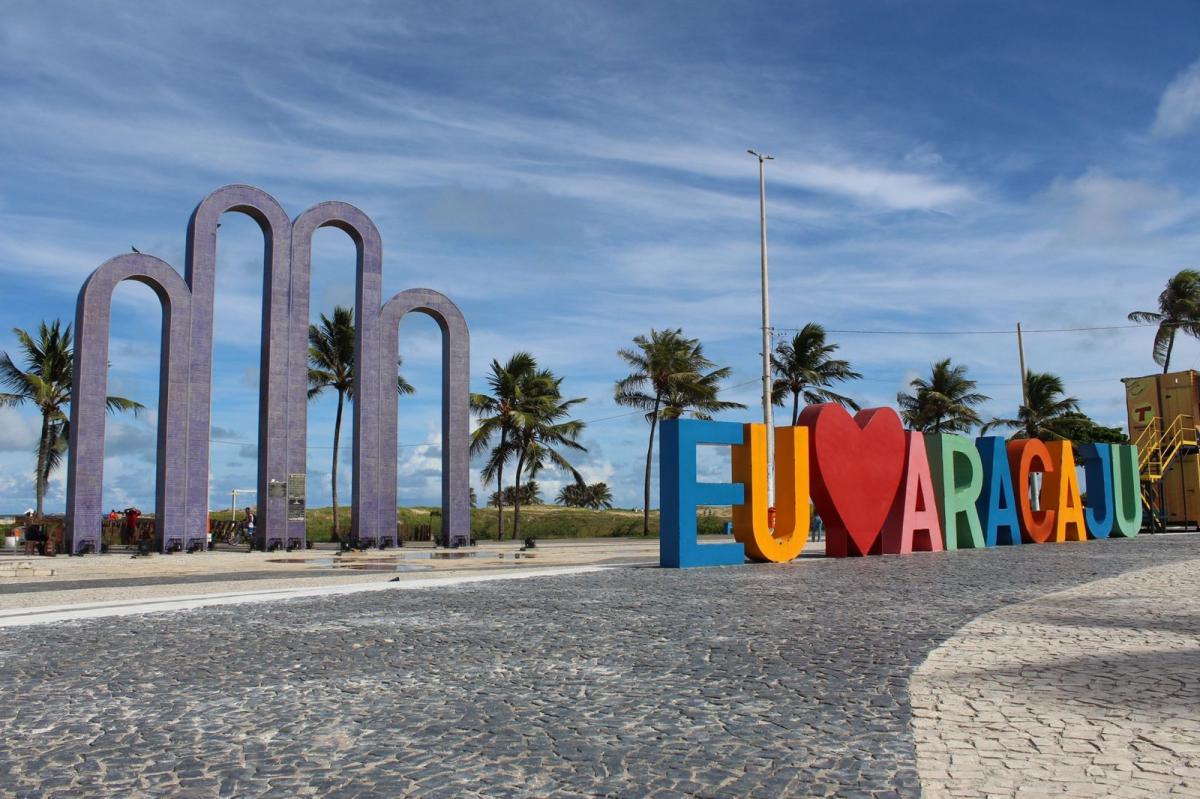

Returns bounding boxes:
[0,565,621,628]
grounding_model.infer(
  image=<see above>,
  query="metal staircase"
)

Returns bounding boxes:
[1136,413,1196,531]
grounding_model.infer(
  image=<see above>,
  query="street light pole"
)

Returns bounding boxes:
[748,149,775,506]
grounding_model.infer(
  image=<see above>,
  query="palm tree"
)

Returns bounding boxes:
[0,320,143,517]
[490,481,543,508]
[308,306,414,542]
[771,323,862,424]
[615,328,745,535]
[584,482,614,510]
[897,358,990,434]
[470,353,537,540]
[1128,269,1200,373]
[556,482,587,508]
[558,481,614,510]
[507,369,587,539]
[983,371,1081,440]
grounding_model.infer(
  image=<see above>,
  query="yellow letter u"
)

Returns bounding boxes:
[731,424,810,563]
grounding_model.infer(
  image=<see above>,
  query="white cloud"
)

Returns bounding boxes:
[576,457,616,486]
[0,407,39,453]
[1152,58,1200,138]
[1043,170,1186,243]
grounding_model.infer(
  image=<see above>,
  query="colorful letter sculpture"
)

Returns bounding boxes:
[880,431,943,555]
[731,424,810,562]
[1076,443,1114,539]
[1007,439,1056,543]
[659,411,1147,568]
[926,434,985,550]
[659,419,746,568]
[1043,441,1087,542]
[975,436,1021,546]
[798,405,906,557]
[1110,444,1143,537]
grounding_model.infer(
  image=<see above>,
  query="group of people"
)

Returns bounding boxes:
[103,507,258,545]
[9,505,260,551]
[106,507,144,545]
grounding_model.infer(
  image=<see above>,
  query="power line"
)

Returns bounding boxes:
[580,409,645,424]
[774,323,1152,336]
[578,379,763,426]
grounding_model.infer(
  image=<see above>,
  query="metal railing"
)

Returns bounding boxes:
[1136,414,1197,525]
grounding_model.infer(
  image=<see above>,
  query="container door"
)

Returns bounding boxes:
[1160,371,1194,432]
[1183,453,1200,525]
[1125,375,1160,444]
[1163,458,1187,523]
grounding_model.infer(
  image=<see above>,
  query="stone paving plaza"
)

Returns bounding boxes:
[1,535,1198,798]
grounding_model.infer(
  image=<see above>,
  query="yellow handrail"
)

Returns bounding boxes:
[1135,419,1161,472]
[1138,413,1197,528]
[1137,413,1195,482]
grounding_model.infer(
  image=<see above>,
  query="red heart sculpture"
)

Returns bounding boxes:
[797,404,907,557]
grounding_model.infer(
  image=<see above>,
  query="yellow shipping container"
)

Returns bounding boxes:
[1122,370,1200,525]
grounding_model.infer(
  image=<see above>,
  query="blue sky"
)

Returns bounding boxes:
[1,2,1199,512]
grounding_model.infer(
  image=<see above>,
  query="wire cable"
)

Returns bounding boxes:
[774,323,1151,336]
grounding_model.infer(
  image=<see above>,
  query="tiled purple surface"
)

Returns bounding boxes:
[66,255,193,554]
[378,289,471,547]
[65,186,470,554]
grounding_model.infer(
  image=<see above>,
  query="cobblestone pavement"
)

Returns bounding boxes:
[0,535,1197,798]
[912,558,1200,798]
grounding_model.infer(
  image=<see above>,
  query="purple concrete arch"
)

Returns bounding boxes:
[377,289,471,548]
[64,186,474,556]
[185,185,293,551]
[65,254,193,554]
[291,203,384,548]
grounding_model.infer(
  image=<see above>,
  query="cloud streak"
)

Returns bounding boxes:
[1152,58,1200,138]
[0,3,1197,511]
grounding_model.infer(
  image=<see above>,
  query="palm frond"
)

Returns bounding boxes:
[105,395,145,416]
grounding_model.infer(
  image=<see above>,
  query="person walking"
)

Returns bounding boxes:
[243,507,256,543]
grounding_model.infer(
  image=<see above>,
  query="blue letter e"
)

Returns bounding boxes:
[660,419,746,568]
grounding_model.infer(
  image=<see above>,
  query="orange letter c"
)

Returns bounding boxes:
[1007,439,1056,544]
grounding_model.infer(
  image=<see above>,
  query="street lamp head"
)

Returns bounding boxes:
[747,149,774,161]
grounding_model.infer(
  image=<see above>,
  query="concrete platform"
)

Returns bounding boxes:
[0,537,673,612]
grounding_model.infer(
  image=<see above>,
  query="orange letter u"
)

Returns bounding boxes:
[731,424,811,563]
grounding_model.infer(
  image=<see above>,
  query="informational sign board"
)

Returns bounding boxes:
[287,473,306,522]
[267,479,286,499]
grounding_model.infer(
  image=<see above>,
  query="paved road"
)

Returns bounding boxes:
[912,558,1200,797]
[1,535,1197,798]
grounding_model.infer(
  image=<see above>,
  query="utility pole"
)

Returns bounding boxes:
[748,149,775,506]
[1017,322,1029,412]
[1017,323,1037,509]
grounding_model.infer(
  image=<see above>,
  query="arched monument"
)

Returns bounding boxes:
[64,185,471,554]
